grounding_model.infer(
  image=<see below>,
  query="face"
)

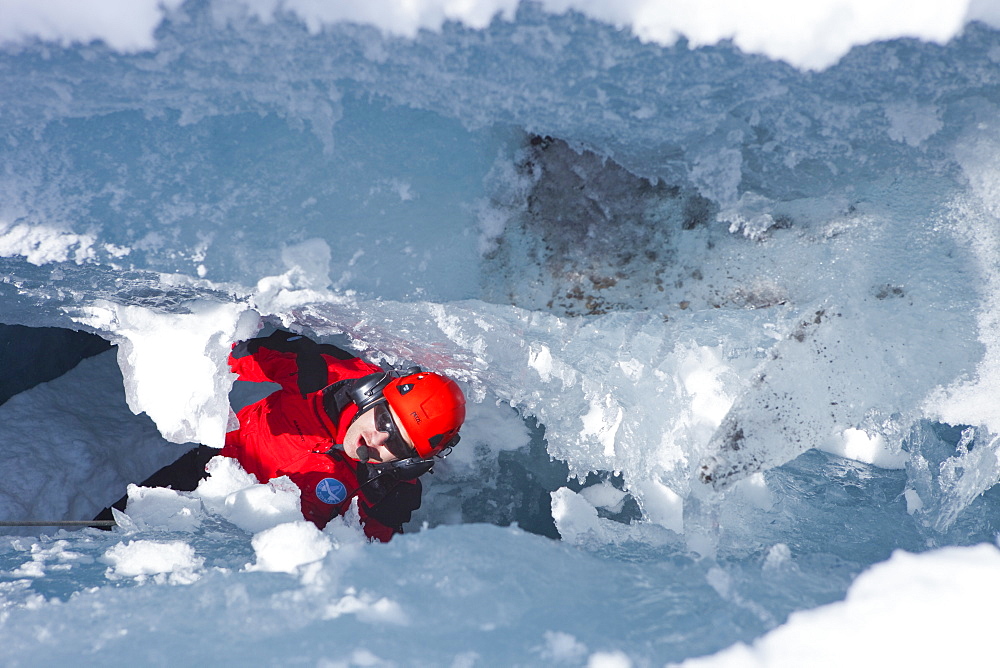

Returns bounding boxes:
[341,403,416,463]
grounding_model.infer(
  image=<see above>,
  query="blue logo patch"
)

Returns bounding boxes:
[315,478,348,505]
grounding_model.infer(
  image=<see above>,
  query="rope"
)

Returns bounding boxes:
[0,520,117,527]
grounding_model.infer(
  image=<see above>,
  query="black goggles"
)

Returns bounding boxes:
[372,402,418,460]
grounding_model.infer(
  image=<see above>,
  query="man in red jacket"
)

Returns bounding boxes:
[97,330,466,542]
[223,329,466,541]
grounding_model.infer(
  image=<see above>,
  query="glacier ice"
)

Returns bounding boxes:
[4,1,1000,665]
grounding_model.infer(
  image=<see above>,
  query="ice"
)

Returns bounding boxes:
[3,0,1000,665]
[204,474,304,534]
[71,299,257,447]
[101,540,203,585]
[121,455,306,534]
[246,521,331,574]
[904,424,1000,533]
[819,428,908,469]
[121,485,204,532]
[924,124,1000,433]
[0,323,110,405]
[0,350,192,527]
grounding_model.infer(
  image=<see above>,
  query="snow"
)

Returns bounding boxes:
[0,0,185,53]
[121,485,204,532]
[676,544,1000,667]
[0,220,97,265]
[1,0,994,69]
[247,521,332,574]
[3,0,1000,664]
[101,540,203,584]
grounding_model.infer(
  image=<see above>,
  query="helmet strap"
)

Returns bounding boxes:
[343,366,423,414]
[321,379,356,420]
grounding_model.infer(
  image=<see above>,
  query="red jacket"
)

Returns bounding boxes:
[222,340,414,542]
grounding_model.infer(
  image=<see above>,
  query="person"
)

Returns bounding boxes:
[97,329,466,542]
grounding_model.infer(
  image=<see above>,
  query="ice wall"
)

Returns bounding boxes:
[3,0,1000,541]
[0,350,192,526]
[0,323,110,405]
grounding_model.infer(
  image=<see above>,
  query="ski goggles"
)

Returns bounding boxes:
[373,402,418,460]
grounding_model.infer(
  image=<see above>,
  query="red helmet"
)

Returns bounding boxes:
[383,371,466,458]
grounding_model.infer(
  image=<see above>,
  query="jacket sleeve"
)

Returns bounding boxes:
[230,330,381,396]
[229,346,301,392]
[360,515,399,543]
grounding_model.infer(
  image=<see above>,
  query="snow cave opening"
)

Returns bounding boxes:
[1,322,602,540]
